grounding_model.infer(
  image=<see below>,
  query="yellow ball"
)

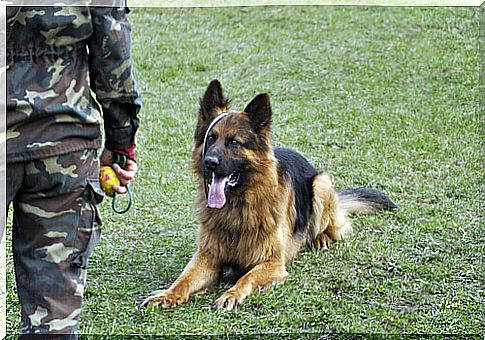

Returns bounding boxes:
[99,166,120,197]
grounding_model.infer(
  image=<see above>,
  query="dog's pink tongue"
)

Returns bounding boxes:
[208,175,229,209]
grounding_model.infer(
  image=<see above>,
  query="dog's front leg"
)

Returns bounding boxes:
[143,250,220,308]
[214,258,288,311]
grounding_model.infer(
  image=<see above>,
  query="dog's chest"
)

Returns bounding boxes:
[206,217,277,266]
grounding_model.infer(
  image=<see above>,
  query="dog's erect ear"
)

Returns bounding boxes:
[199,80,230,121]
[244,93,272,134]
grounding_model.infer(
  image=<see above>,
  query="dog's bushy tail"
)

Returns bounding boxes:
[336,188,397,216]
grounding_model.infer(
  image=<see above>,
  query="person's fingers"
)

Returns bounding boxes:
[112,161,137,186]
[112,185,127,194]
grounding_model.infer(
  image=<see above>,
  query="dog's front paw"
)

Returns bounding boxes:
[142,289,189,308]
[314,232,333,249]
[214,289,245,311]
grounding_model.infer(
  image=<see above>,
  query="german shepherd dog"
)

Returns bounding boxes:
[143,80,396,310]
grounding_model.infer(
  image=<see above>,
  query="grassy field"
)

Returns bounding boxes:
[5,5,483,336]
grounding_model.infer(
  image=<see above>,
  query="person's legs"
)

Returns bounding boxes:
[10,149,103,336]
[7,161,24,207]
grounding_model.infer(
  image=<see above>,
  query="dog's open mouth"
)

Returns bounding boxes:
[207,172,240,209]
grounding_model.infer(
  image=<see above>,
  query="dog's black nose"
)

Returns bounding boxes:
[204,155,220,170]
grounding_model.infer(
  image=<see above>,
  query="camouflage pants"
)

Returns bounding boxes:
[7,149,103,337]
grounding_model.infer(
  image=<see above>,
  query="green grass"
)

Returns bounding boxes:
[5,5,483,336]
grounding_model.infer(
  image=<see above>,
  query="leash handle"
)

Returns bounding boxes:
[113,153,127,168]
[112,185,132,214]
[111,153,133,214]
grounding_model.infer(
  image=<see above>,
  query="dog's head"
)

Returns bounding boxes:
[192,80,274,209]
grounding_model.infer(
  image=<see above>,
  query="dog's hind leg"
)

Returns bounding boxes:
[309,174,353,249]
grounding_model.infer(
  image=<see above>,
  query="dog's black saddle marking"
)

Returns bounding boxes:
[274,147,318,236]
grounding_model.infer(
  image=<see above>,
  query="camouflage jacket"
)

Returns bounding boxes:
[6,4,142,163]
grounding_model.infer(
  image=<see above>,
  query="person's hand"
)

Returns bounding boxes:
[100,148,137,195]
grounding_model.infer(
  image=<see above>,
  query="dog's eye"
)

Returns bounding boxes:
[228,138,240,148]
[207,135,216,145]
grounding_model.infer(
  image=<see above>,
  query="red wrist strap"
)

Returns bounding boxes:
[107,143,136,162]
